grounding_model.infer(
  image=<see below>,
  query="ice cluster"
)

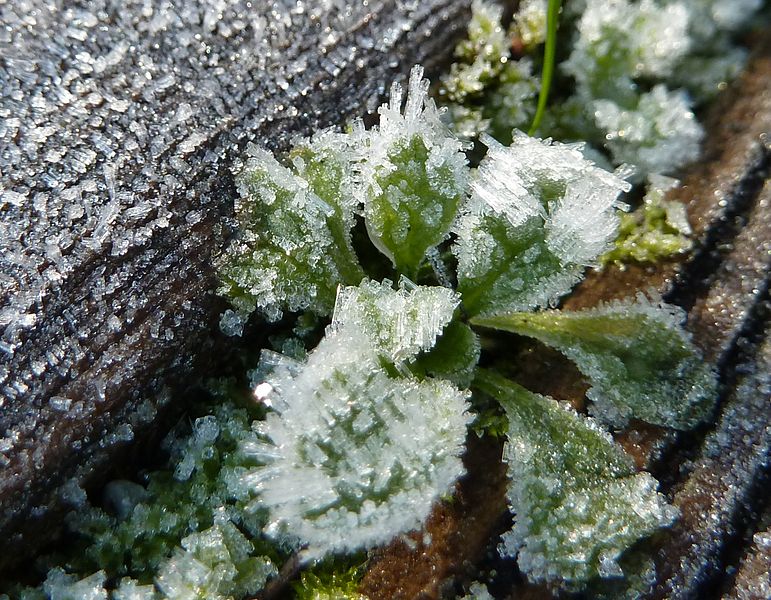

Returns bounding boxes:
[475,294,717,429]
[479,372,677,586]
[443,0,762,176]
[237,282,471,559]
[330,277,460,365]
[454,133,630,316]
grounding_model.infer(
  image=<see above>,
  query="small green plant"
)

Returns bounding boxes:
[214,65,715,590]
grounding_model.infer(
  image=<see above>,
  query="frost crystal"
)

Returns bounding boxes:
[474,294,718,429]
[477,372,677,586]
[155,519,276,600]
[454,133,630,316]
[219,132,363,325]
[512,0,548,51]
[593,86,704,176]
[359,65,468,277]
[330,277,460,364]
[42,569,107,600]
[238,332,471,560]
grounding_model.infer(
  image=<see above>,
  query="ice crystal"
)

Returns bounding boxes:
[41,570,107,600]
[411,321,481,388]
[359,66,468,277]
[219,131,363,325]
[111,579,158,600]
[454,133,630,316]
[601,174,693,267]
[237,330,471,560]
[477,371,677,586]
[592,86,704,176]
[155,519,275,600]
[330,277,460,365]
[474,294,718,429]
[512,0,549,51]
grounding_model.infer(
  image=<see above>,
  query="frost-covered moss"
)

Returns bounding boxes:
[602,174,693,267]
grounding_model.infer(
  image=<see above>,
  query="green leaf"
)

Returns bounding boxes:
[218,132,364,325]
[472,294,717,429]
[454,133,629,317]
[410,320,481,388]
[362,66,468,279]
[475,370,676,586]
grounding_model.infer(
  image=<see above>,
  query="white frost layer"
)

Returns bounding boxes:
[471,132,630,266]
[330,277,459,364]
[238,332,471,560]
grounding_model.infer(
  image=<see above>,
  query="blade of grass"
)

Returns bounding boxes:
[528,0,562,136]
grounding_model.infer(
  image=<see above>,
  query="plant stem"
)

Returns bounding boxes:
[528,0,562,136]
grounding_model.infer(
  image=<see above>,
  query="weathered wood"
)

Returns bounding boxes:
[0,0,473,569]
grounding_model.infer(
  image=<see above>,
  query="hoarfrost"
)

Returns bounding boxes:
[358,65,469,276]
[237,331,471,560]
[454,132,630,316]
[478,373,676,586]
[330,277,460,364]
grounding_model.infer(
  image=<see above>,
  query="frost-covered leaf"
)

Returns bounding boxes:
[564,0,691,103]
[293,563,368,600]
[218,131,364,326]
[360,66,468,277]
[454,133,629,317]
[238,332,471,560]
[41,569,107,600]
[592,86,703,176]
[475,371,677,586]
[330,277,460,364]
[473,294,717,429]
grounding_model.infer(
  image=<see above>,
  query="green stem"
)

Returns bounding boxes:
[528,0,562,136]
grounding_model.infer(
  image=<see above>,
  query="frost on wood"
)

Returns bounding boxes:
[330,277,460,365]
[0,0,475,562]
[474,294,718,429]
[359,65,469,277]
[218,133,364,328]
[454,133,630,317]
[236,332,471,560]
[477,372,677,586]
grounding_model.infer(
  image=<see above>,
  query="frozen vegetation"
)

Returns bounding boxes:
[3,0,762,597]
